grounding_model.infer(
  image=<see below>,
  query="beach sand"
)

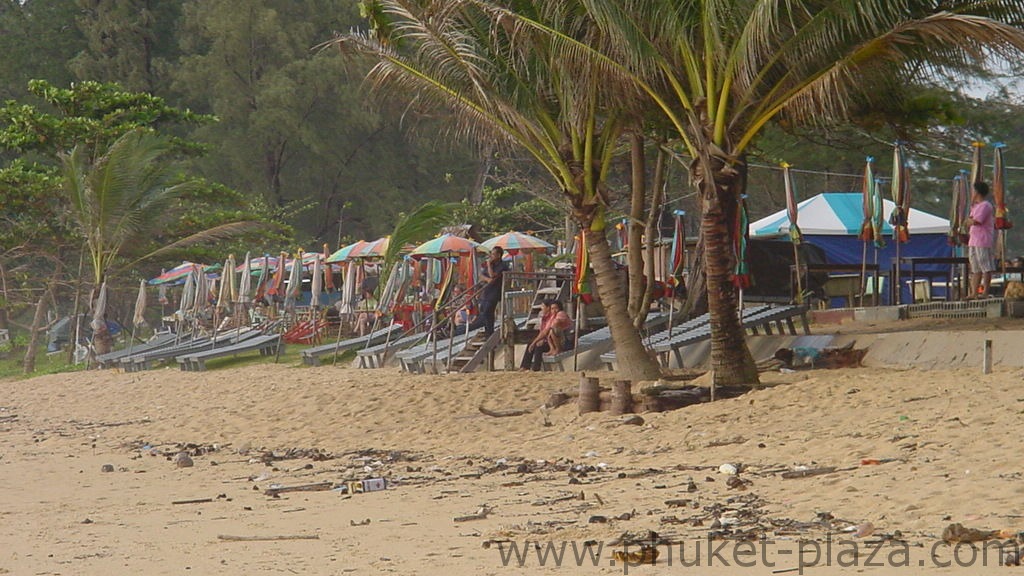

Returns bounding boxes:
[2,358,1022,574]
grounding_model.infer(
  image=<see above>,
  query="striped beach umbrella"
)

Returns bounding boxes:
[326,240,369,263]
[149,261,214,285]
[410,234,481,257]
[890,142,911,243]
[481,231,554,253]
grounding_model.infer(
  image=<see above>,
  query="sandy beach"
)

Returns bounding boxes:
[2,354,1023,574]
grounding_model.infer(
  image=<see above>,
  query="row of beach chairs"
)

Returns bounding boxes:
[97,328,283,372]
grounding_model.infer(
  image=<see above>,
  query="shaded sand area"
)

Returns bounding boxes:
[2,360,1024,574]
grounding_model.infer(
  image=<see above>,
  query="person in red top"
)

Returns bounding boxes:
[519,299,573,371]
[966,181,995,298]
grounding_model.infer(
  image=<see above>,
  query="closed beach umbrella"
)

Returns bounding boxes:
[949,174,966,246]
[238,252,252,304]
[266,252,287,300]
[859,157,875,242]
[970,141,985,187]
[890,142,911,243]
[133,280,147,327]
[782,163,803,301]
[284,252,302,306]
[310,256,323,308]
[338,262,357,314]
[91,282,107,332]
[994,143,1011,230]
[179,269,195,317]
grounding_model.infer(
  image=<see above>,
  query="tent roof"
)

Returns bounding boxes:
[750,192,949,237]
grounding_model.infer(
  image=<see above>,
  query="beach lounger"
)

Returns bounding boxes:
[96,332,177,368]
[176,333,283,371]
[356,332,427,368]
[397,329,481,374]
[300,325,403,366]
[122,329,259,371]
[651,305,809,368]
[541,311,670,371]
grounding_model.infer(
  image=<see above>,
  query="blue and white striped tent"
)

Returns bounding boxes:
[751,192,948,237]
[751,192,951,303]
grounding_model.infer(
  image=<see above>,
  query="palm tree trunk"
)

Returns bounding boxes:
[586,228,661,381]
[696,154,759,387]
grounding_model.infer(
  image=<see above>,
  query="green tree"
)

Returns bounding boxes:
[171,0,478,245]
[334,0,664,380]
[0,0,85,101]
[508,0,1024,385]
[71,0,183,93]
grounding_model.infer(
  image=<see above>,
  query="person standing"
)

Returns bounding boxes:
[966,181,995,298]
[469,246,509,335]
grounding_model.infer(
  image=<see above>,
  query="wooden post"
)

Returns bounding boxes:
[983,339,992,374]
[578,373,600,414]
[610,380,633,415]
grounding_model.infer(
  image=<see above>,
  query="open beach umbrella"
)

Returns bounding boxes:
[132,280,147,327]
[410,234,480,257]
[354,237,389,259]
[481,231,554,252]
[782,163,803,302]
[327,240,369,263]
[148,261,214,285]
[237,255,277,274]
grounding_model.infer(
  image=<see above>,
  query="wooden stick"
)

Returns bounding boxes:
[478,405,530,418]
[172,498,213,505]
[263,481,333,496]
[217,534,319,542]
[781,466,838,479]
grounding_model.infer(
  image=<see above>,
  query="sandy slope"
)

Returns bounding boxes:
[2,360,1023,574]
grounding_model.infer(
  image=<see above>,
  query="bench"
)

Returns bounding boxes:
[176,333,283,371]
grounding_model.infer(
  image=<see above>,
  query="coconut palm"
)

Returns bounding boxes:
[330,0,663,379]
[62,128,260,353]
[501,0,1024,385]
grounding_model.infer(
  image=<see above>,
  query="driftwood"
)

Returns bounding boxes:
[780,466,838,479]
[263,481,333,496]
[478,405,531,418]
[172,498,213,505]
[454,505,490,522]
[218,534,319,542]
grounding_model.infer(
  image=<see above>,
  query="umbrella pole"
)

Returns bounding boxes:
[895,234,902,305]
[330,311,346,366]
[572,295,582,371]
[860,241,869,304]
[792,242,803,304]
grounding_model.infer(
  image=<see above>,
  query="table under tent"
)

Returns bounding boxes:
[750,192,954,306]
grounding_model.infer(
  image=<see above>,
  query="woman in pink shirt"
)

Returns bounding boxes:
[966,181,995,297]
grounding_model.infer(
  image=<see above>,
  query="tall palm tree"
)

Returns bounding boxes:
[331,0,663,379]
[502,0,1024,385]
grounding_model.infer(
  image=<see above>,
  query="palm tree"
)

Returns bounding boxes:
[330,0,663,379]
[502,0,1024,385]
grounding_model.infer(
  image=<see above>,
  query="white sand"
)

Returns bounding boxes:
[1,357,1022,574]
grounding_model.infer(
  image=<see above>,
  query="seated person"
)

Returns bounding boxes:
[519,300,573,372]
